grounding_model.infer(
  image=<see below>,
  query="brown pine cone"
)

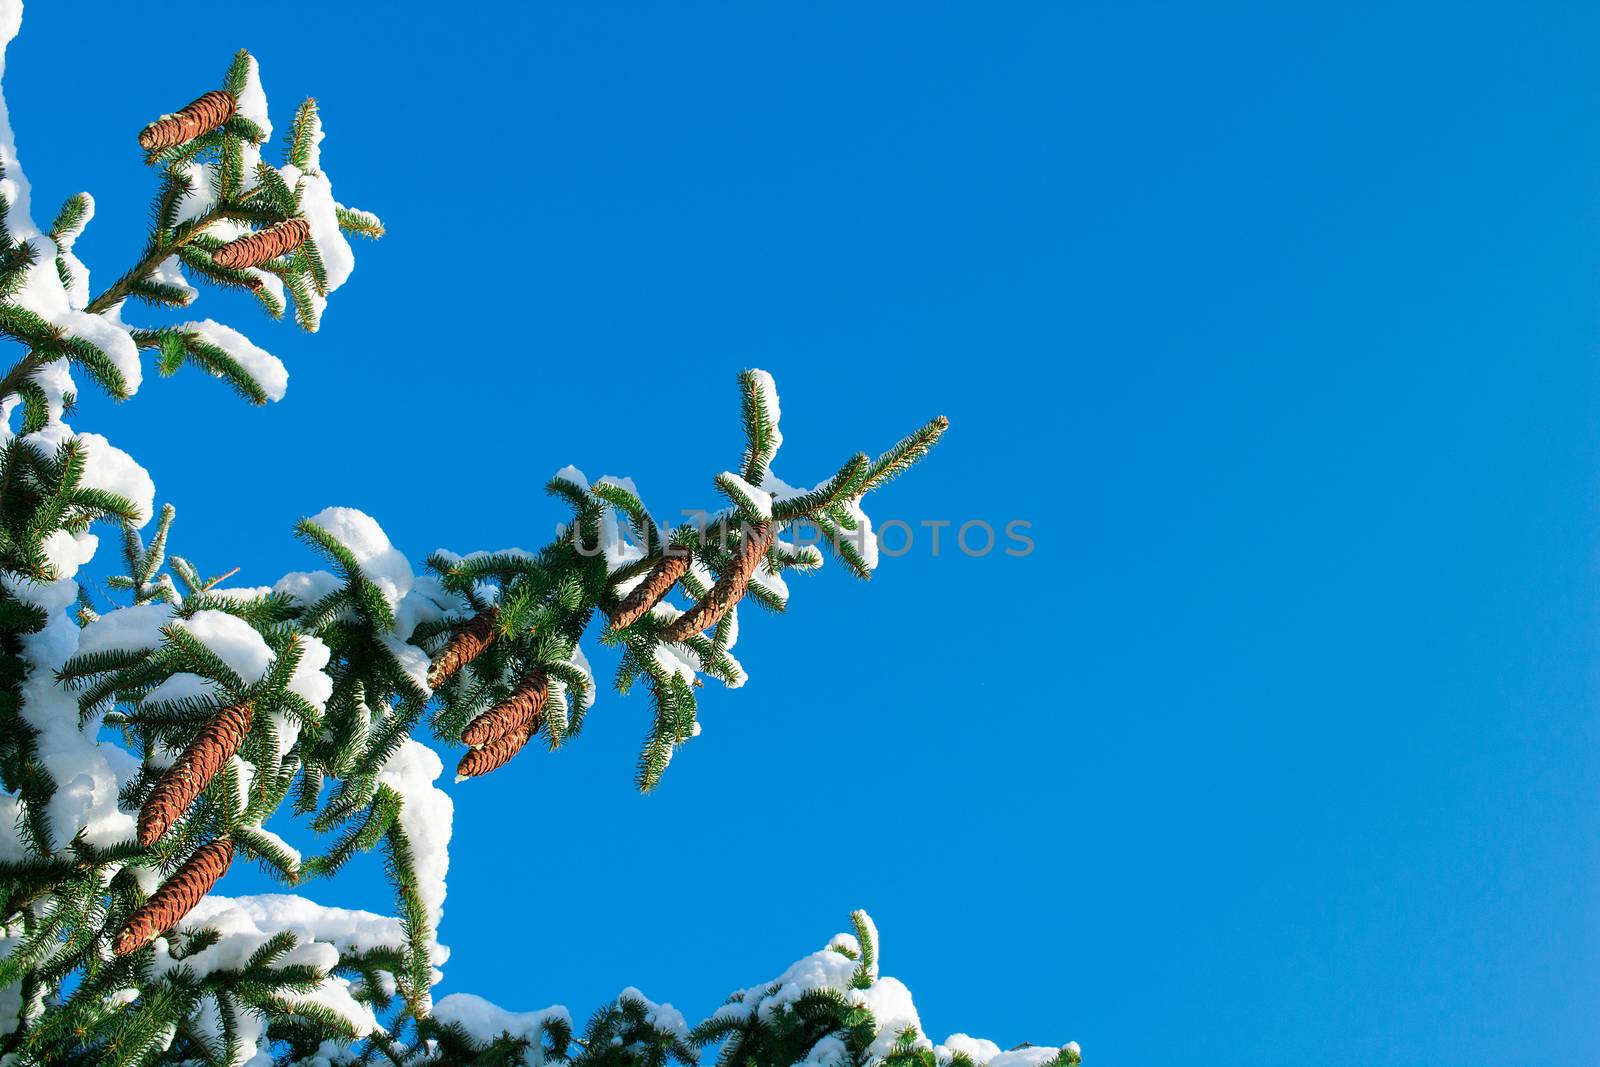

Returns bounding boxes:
[427,609,500,689]
[658,523,774,643]
[111,839,234,956]
[213,218,311,270]
[609,550,693,629]
[138,90,237,152]
[456,725,534,780]
[462,672,546,747]
[138,703,254,848]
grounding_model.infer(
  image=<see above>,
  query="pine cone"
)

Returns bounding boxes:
[658,523,773,643]
[138,702,254,848]
[111,839,234,956]
[456,725,534,780]
[427,608,500,689]
[212,218,311,270]
[462,671,546,747]
[138,90,237,152]
[609,550,692,629]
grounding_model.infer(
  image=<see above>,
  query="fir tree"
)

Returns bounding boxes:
[0,5,1077,1065]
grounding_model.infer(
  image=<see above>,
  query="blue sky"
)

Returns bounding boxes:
[7,1,1599,1063]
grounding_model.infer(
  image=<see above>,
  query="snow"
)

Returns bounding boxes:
[839,497,879,571]
[306,506,414,611]
[935,1036,1003,1065]
[232,55,272,200]
[799,1036,850,1067]
[187,318,288,401]
[150,893,381,1060]
[52,193,93,308]
[19,360,71,426]
[718,470,774,519]
[0,26,142,398]
[299,103,326,173]
[986,1047,1075,1067]
[286,165,355,292]
[0,796,25,862]
[595,474,639,497]
[854,976,926,1063]
[73,313,143,394]
[394,574,468,640]
[206,894,411,957]
[41,529,96,580]
[710,933,859,1027]
[141,671,215,707]
[431,994,571,1066]
[374,739,453,969]
[76,602,173,656]
[75,432,155,525]
[747,563,787,601]
[2,574,138,852]
[246,826,301,869]
[618,987,690,1044]
[381,631,433,694]
[701,912,1076,1067]
[255,266,286,309]
[204,583,275,602]
[174,608,274,681]
[431,547,537,568]
[172,160,219,225]
[146,612,331,765]
[566,643,595,710]
[0,0,35,238]
[275,568,343,605]
[290,632,335,711]
[652,642,699,686]
[148,255,196,304]
[854,911,880,981]
[6,426,155,529]
[749,369,783,457]
[234,54,272,142]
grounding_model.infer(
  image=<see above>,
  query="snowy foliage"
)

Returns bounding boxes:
[0,4,1066,1065]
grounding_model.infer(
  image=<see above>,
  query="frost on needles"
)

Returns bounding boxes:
[0,4,1077,1064]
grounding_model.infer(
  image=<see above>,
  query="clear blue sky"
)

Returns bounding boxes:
[8,2,1599,1063]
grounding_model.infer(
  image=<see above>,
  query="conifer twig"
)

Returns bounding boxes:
[76,203,232,319]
